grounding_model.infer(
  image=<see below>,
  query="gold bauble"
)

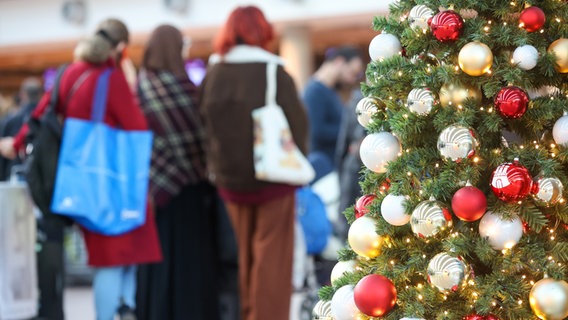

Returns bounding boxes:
[548,38,568,73]
[439,83,482,107]
[348,216,383,259]
[458,41,493,76]
[529,278,568,320]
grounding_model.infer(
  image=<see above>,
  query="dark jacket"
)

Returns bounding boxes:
[199,45,308,192]
[0,101,36,180]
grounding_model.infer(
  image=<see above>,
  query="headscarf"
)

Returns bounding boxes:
[142,25,187,79]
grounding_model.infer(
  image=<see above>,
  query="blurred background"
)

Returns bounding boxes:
[0,0,390,98]
[0,1,392,318]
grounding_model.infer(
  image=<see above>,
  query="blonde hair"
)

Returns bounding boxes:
[73,34,112,64]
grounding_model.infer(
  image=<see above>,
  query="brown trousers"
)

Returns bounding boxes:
[225,193,295,320]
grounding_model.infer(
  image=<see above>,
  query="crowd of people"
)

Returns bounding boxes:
[0,5,366,320]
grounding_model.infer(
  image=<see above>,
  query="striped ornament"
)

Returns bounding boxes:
[410,200,452,238]
[437,125,477,161]
[427,252,467,291]
[534,177,564,206]
[408,5,434,30]
[355,97,381,128]
[312,300,333,319]
[407,88,434,115]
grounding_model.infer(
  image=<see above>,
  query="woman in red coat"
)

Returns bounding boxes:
[0,22,162,320]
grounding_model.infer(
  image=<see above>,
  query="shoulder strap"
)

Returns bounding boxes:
[47,64,69,113]
[265,63,277,106]
[64,69,93,112]
[91,69,113,122]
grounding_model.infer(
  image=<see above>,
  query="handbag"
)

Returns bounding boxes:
[50,69,153,236]
[252,63,315,185]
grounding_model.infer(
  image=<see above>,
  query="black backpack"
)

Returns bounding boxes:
[24,65,72,241]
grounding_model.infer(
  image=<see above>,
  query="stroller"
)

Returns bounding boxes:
[291,152,342,319]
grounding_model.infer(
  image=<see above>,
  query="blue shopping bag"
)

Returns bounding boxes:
[296,186,331,254]
[51,69,153,236]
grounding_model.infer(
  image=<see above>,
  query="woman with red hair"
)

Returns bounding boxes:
[200,5,309,320]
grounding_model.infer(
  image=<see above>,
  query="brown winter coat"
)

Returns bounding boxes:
[199,45,308,192]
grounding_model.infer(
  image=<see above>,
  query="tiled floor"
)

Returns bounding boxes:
[63,286,313,320]
[64,286,95,320]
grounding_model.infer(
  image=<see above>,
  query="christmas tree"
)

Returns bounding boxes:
[313,1,568,319]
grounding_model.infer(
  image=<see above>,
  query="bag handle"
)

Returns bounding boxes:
[265,63,277,106]
[91,68,113,122]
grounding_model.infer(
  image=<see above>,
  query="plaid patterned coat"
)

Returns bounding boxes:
[137,69,207,207]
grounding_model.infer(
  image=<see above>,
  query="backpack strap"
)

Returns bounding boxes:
[45,64,68,114]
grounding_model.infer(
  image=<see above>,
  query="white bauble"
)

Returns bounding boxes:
[408,5,434,30]
[369,33,402,61]
[478,211,523,250]
[381,194,410,226]
[553,114,568,146]
[512,45,539,70]
[331,285,360,320]
[360,132,401,173]
[331,260,357,284]
[407,88,435,115]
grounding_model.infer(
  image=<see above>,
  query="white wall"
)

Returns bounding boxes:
[0,0,391,47]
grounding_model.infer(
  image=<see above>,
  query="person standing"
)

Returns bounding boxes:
[335,88,366,240]
[199,6,309,320]
[303,46,364,167]
[0,19,162,320]
[134,24,220,320]
[0,77,43,181]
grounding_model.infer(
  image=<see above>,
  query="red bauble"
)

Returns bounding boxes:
[490,159,535,202]
[429,10,464,42]
[353,274,397,317]
[494,86,529,119]
[355,194,377,218]
[379,179,391,193]
[463,315,500,320]
[519,6,546,32]
[451,186,487,221]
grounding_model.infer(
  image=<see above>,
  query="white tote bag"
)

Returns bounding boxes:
[252,63,315,185]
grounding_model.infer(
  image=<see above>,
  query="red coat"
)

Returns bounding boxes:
[15,60,162,267]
